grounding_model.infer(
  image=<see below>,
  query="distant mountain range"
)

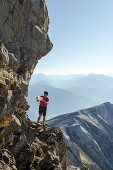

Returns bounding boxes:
[47,102,113,170]
[65,74,113,101]
[27,73,113,121]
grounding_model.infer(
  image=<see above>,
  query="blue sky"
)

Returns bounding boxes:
[34,0,113,75]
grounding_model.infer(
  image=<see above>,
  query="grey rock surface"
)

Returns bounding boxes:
[47,102,113,170]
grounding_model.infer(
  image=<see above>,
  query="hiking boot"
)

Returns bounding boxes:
[37,122,41,126]
[43,124,46,128]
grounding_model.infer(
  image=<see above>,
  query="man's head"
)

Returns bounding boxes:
[44,91,48,97]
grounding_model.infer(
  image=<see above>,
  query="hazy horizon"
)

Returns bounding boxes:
[32,72,113,76]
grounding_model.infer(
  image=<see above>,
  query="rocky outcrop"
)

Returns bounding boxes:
[47,102,113,170]
[0,0,67,169]
[0,122,67,170]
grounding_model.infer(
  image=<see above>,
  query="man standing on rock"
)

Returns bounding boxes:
[36,91,49,127]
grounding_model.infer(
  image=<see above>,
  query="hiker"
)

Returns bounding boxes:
[36,91,49,126]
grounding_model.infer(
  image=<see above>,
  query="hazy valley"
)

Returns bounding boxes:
[28,73,113,120]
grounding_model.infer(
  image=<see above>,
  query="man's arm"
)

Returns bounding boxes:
[42,99,47,104]
[42,99,49,105]
[47,98,49,105]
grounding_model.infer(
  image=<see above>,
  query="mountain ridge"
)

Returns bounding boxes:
[47,102,113,170]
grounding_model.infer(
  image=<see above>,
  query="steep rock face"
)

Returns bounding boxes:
[47,102,113,170]
[0,0,52,71]
[0,0,67,169]
[0,0,52,129]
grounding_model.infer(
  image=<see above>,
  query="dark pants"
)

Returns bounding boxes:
[39,105,47,117]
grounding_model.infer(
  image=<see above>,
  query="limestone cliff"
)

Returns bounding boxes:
[0,0,67,169]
